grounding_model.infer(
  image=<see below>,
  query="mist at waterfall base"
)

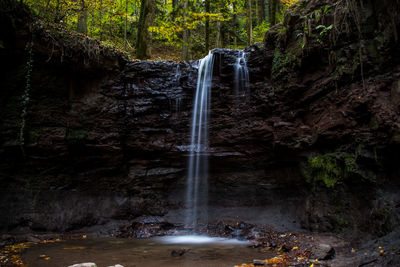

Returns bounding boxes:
[163,49,250,245]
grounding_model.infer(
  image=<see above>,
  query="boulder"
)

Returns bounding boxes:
[312,243,335,260]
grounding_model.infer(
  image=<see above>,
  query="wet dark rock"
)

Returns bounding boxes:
[171,249,188,257]
[311,243,335,260]
[282,244,292,252]
[253,259,266,265]
[115,221,176,238]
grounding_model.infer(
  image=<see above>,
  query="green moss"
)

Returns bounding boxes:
[334,205,342,213]
[333,216,352,231]
[66,129,87,145]
[391,129,400,144]
[333,57,352,80]
[271,49,284,76]
[370,205,395,236]
[369,116,379,130]
[305,152,357,188]
[276,25,287,36]
[27,128,41,144]
[310,155,340,187]
[271,48,298,80]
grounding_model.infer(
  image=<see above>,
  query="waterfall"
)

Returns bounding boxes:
[175,64,181,83]
[234,50,249,96]
[185,50,214,229]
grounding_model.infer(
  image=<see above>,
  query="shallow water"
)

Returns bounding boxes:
[157,235,248,245]
[22,237,275,267]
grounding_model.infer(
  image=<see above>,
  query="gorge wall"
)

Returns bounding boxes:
[0,0,399,238]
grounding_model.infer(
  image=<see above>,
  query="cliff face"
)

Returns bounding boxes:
[0,0,399,236]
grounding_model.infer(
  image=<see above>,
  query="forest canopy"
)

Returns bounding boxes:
[24,0,299,60]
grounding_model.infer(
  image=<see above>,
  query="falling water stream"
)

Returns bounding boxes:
[184,50,214,230]
[234,50,249,97]
[183,49,249,234]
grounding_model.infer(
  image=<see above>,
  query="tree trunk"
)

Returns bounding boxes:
[172,0,178,19]
[182,0,189,61]
[258,0,266,24]
[124,0,128,49]
[54,0,60,23]
[233,2,237,49]
[77,11,88,35]
[215,2,222,48]
[172,0,178,9]
[77,0,88,35]
[255,0,259,25]
[216,21,221,48]
[136,0,154,59]
[89,8,93,37]
[205,0,210,51]
[269,0,277,26]
[99,0,103,40]
[247,0,253,46]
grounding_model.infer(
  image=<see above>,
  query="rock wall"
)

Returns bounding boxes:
[0,0,399,236]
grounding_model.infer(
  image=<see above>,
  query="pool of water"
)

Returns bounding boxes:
[22,236,275,267]
[157,235,248,245]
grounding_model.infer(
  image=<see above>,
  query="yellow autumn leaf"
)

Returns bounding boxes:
[63,246,86,250]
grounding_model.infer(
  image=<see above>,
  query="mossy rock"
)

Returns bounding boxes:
[27,128,41,145]
[370,206,395,237]
[302,152,357,188]
[66,128,88,145]
[271,48,298,80]
[391,129,400,144]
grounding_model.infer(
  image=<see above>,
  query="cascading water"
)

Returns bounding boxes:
[184,50,214,230]
[234,50,249,96]
[174,64,181,83]
[183,49,248,232]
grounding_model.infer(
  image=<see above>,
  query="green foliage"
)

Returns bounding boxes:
[280,0,300,7]
[304,152,357,188]
[24,0,299,59]
[271,49,284,77]
[252,21,270,43]
[271,48,298,80]
[316,24,333,36]
[26,0,139,53]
